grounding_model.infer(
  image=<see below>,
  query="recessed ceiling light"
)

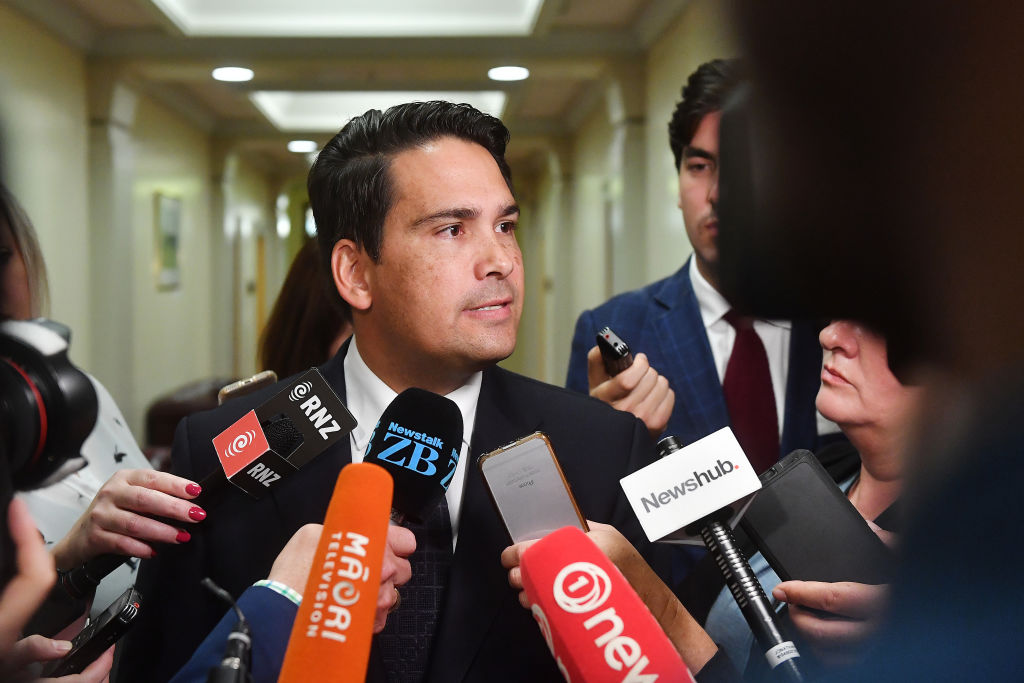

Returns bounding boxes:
[488,66,530,82]
[212,66,254,82]
[287,140,318,153]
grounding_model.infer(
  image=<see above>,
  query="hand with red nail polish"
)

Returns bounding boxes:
[52,469,208,568]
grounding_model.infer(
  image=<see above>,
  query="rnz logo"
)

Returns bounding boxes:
[225,430,256,458]
[289,381,313,402]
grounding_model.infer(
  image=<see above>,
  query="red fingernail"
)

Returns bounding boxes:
[188,506,207,521]
[176,530,192,543]
[186,483,202,496]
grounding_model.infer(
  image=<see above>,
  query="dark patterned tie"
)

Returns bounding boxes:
[722,310,779,473]
[377,496,453,682]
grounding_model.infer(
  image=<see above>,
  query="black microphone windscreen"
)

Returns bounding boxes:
[260,413,304,459]
[363,388,463,522]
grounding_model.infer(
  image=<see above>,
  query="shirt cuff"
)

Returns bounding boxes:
[253,579,302,606]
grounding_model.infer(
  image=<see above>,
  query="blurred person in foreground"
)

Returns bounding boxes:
[258,238,351,380]
[715,2,1024,679]
[0,500,112,681]
[505,319,919,679]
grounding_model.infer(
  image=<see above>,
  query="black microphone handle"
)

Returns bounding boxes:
[205,628,252,683]
[699,519,805,683]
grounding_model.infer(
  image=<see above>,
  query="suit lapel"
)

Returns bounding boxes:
[428,367,541,681]
[650,260,729,440]
[268,343,354,536]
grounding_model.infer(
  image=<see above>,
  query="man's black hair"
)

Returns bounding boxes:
[308,101,513,320]
[668,58,743,170]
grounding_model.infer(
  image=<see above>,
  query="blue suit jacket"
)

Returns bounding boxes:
[567,258,824,459]
[169,586,296,683]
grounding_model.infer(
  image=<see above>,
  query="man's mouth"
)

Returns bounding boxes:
[467,297,511,312]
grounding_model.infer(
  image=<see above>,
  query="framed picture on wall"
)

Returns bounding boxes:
[154,193,182,290]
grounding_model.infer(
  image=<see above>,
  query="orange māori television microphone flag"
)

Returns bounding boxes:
[278,462,393,682]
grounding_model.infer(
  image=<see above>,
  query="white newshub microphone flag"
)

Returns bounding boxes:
[620,427,762,544]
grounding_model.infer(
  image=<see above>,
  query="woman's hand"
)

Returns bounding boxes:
[51,470,205,568]
[773,580,889,665]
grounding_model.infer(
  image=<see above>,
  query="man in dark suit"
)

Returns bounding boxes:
[120,101,659,682]
[567,58,830,468]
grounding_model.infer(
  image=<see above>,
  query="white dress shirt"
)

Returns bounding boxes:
[343,336,481,548]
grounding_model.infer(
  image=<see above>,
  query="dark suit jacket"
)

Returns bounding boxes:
[567,258,824,459]
[119,347,658,682]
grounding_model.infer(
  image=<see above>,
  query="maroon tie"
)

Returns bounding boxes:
[722,310,779,473]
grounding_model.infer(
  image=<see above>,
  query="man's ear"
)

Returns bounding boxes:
[331,239,372,312]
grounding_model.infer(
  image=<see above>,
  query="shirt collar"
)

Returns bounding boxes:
[687,257,792,331]
[344,335,482,457]
[689,256,731,330]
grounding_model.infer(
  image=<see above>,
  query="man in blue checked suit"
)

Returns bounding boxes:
[567,59,835,526]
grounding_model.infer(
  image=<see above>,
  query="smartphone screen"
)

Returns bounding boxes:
[479,432,588,543]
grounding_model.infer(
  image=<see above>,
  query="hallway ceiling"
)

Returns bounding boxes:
[7,0,687,177]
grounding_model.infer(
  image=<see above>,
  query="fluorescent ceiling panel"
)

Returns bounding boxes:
[250,91,508,132]
[152,0,545,36]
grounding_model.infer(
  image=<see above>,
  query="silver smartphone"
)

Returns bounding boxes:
[217,370,278,405]
[478,432,588,543]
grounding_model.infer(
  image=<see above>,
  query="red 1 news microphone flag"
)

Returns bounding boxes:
[278,463,393,683]
[520,526,695,683]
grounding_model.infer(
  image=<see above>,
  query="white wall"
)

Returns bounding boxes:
[222,154,278,379]
[0,7,283,439]
[129,93,216,435]
[643,0,738,281]
[0,5,91,365]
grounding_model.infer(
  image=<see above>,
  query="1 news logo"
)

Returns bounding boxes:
[531,559,661,681]
[553,562,612,614]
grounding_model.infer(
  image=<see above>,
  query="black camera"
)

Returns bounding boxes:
[0,318,97,581]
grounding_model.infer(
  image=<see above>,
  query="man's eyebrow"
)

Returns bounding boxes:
[411,203,520,227]
[412,207,479,227]
[682,145,715,160]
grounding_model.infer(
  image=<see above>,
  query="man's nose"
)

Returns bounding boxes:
[475,232,515,279]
